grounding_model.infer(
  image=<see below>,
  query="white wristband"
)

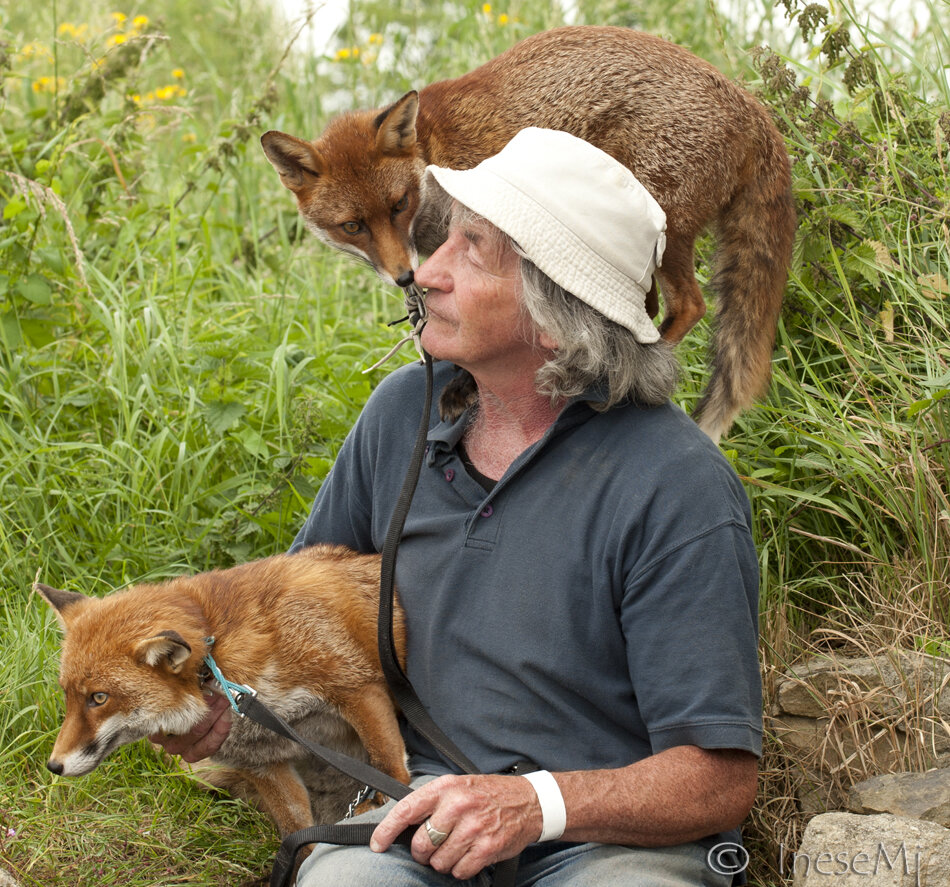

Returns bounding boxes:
[522,770,567,842]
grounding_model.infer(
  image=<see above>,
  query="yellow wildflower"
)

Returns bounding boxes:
[107,33,127,46]
[56,22,89,40]
[498,13,509,24]
[335,47,352,60]
[482,3,491,13]
[368,33,383,45]
[32,75,66,93]
[111,12,127,26]
[21,41,54,62]
[172,67,185,79]
[132,15,149,30]
[153,84,187,101]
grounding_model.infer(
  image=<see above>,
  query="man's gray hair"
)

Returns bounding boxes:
[516,255,680,410]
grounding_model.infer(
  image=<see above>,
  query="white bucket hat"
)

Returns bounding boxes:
[425,127,666,344]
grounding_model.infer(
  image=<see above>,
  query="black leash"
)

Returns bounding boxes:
[259,287,519,886]
[231,693,418,887]
[237,694,412,805]
[371,338,520,887]
[376,351,481,775]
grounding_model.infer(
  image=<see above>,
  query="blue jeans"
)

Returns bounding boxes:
[298,839,732,886]
[296,780,733,887]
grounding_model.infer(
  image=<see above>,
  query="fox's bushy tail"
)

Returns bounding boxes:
[693,127,796,443]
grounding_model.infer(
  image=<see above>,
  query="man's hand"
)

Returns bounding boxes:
[370,774,543,880]
[150,692,232,763]
[369,747,756,879]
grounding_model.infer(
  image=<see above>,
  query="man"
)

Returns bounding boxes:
[163,128,762,885]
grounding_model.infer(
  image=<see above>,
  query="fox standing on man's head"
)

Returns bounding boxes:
[261,25,796,443]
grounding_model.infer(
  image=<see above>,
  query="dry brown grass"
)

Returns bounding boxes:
[748,563,950,884]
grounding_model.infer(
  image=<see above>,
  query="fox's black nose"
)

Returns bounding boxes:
[47,759,64,775]
[396,270,415,288]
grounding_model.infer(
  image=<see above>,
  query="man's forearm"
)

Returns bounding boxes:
[555,745,758,847]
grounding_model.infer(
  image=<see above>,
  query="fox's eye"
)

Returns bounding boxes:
[393,194,408,213]
[89,692,109,707]
[341,221,361,235]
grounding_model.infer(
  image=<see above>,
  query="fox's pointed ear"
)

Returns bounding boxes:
[136,630,192,674]
[35,583,88,631]
[375,91,419,154]
[261,131,325,192]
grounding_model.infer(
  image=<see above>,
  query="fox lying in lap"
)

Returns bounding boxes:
[38,544,409,839]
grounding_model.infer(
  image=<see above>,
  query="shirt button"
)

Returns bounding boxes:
[480,504,494,518]
[444,468,455,482]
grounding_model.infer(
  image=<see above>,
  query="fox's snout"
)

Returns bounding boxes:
[45,750,100,777]
[46,730,109,777]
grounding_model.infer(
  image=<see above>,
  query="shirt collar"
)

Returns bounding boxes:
[425,379,603,465]
[427,410,468,461]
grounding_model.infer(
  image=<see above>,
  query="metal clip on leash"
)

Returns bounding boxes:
[363,282,429,372]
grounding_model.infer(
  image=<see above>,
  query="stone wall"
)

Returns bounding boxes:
[772,650,950,885]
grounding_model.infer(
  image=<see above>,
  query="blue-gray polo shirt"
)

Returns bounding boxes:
[291,360,762,847]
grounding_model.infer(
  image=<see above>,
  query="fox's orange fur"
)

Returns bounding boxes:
[262,25,796,442]
[37,545,409,844]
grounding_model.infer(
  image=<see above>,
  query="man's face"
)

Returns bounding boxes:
[415,212,547,379]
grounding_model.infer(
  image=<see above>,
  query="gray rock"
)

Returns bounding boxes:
[791,812,950,886]
[777,652,950,721]
[848,770,950,828]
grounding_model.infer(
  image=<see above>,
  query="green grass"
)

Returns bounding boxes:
[1,0,948,883]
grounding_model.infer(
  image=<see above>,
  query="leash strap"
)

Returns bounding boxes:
[376,350,481,776]
[239,690,433,887]
[373,344,520,887]
[268,823,418,887]
[269,824,495,887]
[268,287,519,886]
[237,694,412,803]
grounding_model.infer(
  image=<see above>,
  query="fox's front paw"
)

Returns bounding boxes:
[353,789,389,816]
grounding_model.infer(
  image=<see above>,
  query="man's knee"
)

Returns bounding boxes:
[296,842,379,886]
[295,841,470,887]
[522,841,732,886]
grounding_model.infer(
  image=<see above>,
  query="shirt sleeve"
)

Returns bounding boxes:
[620,519,763,757]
